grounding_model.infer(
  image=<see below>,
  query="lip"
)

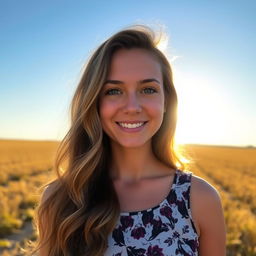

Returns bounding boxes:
[116,121,148,133]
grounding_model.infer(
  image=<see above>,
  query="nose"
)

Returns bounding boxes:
[123,93,142,114]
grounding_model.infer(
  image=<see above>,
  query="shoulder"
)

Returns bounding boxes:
[185,173,221,235]
[190,174,221,201]
[177,170,220,200]
[190,174,223,220]
[190,174,226,255]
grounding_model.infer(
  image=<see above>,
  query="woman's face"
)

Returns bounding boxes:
[99,48,165,149]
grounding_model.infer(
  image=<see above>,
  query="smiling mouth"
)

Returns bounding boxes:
[116,121,148,129]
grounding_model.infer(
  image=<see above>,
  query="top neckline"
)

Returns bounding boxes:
[120,169,179,216]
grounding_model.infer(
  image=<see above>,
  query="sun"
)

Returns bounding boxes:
[172,69,230,146]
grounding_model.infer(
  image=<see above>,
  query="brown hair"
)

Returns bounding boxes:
[29,25,184,256]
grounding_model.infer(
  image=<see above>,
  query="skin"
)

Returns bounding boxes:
[190,176,227,255]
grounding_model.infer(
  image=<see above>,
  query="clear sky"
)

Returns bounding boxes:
[0,0,255,146]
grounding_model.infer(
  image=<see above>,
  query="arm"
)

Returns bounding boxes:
[191,176,227,256]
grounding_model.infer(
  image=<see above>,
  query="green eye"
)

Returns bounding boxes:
[105,89,122,95]
[142,87,157,94]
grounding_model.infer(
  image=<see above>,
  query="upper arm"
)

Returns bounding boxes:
[191,176,226,256]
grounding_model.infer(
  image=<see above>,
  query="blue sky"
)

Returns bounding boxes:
[0,0,255,146]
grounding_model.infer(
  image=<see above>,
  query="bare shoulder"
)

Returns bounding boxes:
[190,174,224,224]
[190,173,226,256]
[191,174,221,202]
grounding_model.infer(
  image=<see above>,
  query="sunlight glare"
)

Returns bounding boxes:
[173,69,233,145]
[156,30,169,53]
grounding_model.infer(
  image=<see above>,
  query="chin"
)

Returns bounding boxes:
[116,139,151,149]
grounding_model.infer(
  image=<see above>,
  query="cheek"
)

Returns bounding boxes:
[146,100,165,128]
[145,97,165,116]
[99,99,117,124]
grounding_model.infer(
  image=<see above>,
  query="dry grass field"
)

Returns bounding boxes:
[0,140,255,255]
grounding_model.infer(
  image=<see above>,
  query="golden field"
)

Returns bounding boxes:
[0,139,255,256]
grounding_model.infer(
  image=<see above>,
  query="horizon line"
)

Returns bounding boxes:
[0,137,254,149]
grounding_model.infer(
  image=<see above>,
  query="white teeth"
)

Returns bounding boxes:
[118,122,144,129]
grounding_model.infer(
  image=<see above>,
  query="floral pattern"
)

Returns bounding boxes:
[105,170,199,256]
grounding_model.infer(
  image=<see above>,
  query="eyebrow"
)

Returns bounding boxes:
[103,78,160,85]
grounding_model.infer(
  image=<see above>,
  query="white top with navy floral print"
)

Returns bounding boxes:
[104,169,199,256]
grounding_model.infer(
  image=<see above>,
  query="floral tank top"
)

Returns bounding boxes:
[104,169,199,256]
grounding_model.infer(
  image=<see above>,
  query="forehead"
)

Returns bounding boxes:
[108,48,162,82]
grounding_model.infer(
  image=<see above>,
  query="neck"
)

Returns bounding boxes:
[109,141,167,183]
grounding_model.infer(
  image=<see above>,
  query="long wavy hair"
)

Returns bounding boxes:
[29,25,185,256]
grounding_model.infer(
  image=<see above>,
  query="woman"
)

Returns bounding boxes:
[32,25,226,255]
